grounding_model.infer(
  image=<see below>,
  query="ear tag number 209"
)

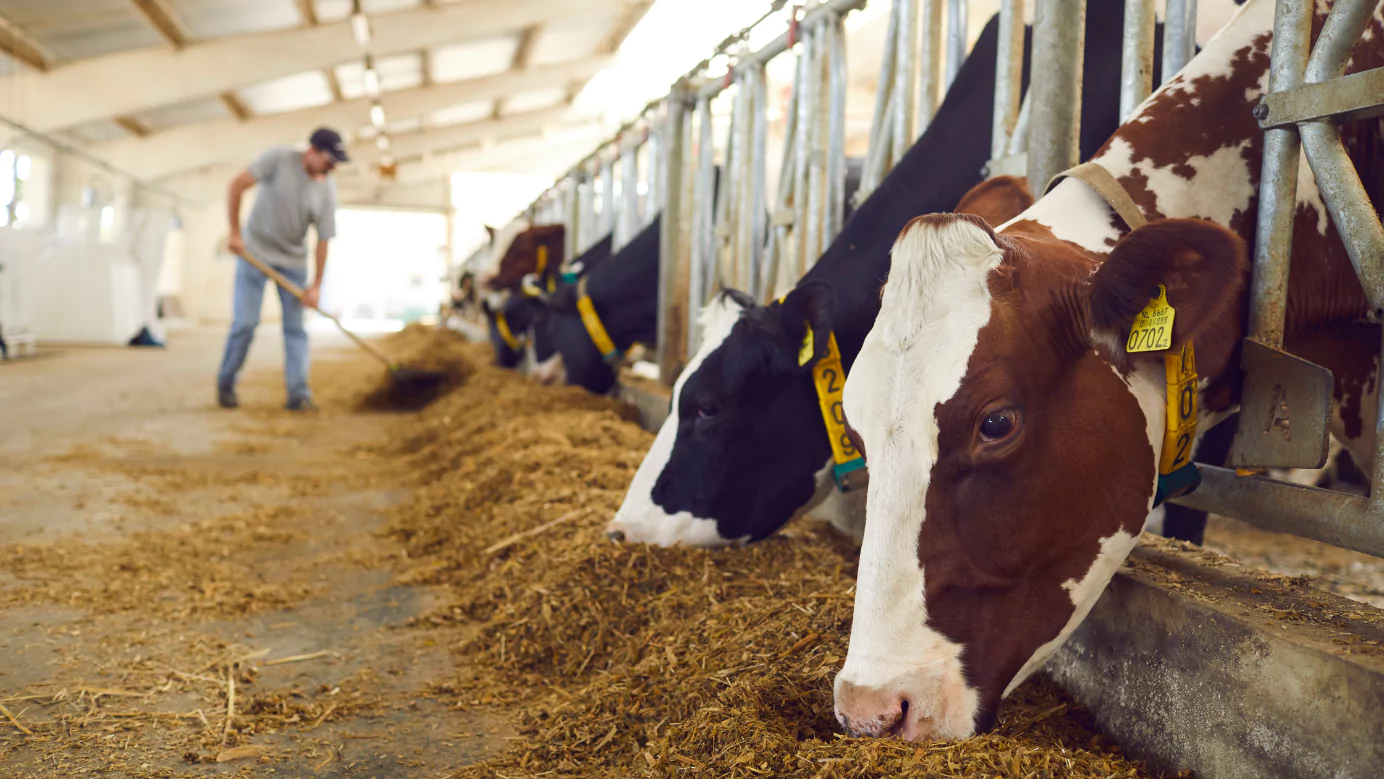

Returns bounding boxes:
[1127,285,1176,353]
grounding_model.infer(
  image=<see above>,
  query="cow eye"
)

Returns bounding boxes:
[979,409,1018,442]
[696,402,721,420]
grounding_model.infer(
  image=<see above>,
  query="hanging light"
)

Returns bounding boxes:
[375,134,390,151]
[350,0,372,46]
[369,102,386,128]
[362,54,380,98]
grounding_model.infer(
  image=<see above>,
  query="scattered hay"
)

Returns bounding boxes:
[1,505,320,619]
[353,324,477,412]
[385,354,1168,777]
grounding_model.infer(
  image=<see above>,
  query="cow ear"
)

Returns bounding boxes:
[775,280,835,372]
[1088,218,1248,365]
[954,175,1034,228]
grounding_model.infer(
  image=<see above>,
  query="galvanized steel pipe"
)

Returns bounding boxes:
[1118,0,1155,121]
[1026,0,1086,194]
[991,0,1025,159]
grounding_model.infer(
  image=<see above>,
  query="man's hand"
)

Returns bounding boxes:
[227,233,246,257]
[302,284,321,309]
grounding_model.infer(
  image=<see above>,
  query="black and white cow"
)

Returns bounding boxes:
[607,2,1169,546]
[484,232,615,368]
[533,216,663,392]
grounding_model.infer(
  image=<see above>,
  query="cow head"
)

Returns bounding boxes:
[607,283,844,545]
[607,178,1039,547]
[484,225,565,291]
[833,213,1246,739]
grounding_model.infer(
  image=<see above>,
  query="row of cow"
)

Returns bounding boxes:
[468,0,1382,740]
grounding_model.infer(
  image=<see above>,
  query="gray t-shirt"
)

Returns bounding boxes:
[244,146,337,271]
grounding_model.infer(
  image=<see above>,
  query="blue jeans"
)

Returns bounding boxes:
[217,257,310,401]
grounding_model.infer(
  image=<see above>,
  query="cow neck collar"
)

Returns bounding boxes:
[494,311,523,351]
[576,274,630,366]
[778,295,867,492]
[1047,161,1201,508]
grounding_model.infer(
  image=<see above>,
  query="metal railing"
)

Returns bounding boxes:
[1173,0,1384,560]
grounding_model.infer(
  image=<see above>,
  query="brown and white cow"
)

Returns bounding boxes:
[834,0,1384,739]
[482,224,566,292]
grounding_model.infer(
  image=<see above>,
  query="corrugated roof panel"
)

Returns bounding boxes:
[335,52,423,100]
[314,0,423,23]
[65,119,133,144]
[0,0,164,61]
[503,87,567,115]
[132,96,231,130]
[168,0,303,39]
[238,71,336,115]
[529,13,618,67]
[430,35,518,83]
[429,100,494,128]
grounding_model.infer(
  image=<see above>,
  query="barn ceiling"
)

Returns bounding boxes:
[0,0,651,194]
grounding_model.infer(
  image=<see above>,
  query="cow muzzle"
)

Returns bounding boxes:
[833,666,978,742]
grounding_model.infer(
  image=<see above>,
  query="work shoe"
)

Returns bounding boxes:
[286,395,319,412]
[217,386,239,409]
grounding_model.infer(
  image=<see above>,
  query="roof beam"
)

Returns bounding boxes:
[603,1,652,53]
[495,24,543,120]
[129,0,192,48]
[295,0,318,26]
[0,0,629,133]
[90,57,611,180]
[369,124,611,186]
[0,13,54,71]
[349,105,580,170]
[114,116,151,137]
[219,93,251,121]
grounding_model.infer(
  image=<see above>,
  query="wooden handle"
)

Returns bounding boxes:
[234,248,396,369]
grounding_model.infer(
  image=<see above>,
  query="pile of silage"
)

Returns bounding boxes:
[383,353,1166,778]
[342,324,477,411]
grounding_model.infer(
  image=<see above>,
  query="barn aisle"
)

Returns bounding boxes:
[0,328,508,777]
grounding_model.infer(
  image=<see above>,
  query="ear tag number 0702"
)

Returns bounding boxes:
[1127,285,1176,353]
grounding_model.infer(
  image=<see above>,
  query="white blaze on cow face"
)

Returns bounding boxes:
[606,295,749,546]
[833,216,1001,740]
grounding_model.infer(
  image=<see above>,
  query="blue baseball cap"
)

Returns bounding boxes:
[309,127,349,163]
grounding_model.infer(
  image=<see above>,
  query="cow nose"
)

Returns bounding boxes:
[835,669,982,741]
[606,528,626,543]
[834,680,912,739]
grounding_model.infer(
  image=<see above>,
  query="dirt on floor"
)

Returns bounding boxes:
[4,324,1378,778]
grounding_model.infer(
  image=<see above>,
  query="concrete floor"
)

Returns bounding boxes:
[0,327,504,777]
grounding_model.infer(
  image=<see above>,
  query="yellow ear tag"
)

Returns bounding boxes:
[1127,284,1176,353]
[798,328,815,367]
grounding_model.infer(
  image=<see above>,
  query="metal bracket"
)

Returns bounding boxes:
[1256,66,1384,128]
[1228,339,1334,470]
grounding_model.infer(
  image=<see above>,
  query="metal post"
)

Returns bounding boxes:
[896,0,920,155]
[1119,0,1156,121]
[1026,0,1086,194]
[657,94,690,384]
[1244,0,1311,350]
[617,137,640,250]
[917,0,943,136]
[599,153,616,248]
[991,0,1025,159]
[825,12,847,247]
[747,67,768,299]
[688,95,716,356]
[1161,0,1198,84]
[945,0,969,90]
[860,0,902,200]
[578,166,595,254]
[565,174,580,263]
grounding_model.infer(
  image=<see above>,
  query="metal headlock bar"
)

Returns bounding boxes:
[509,0,999,382]
[988,0,1201,181]
[1171,0,1384,560]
